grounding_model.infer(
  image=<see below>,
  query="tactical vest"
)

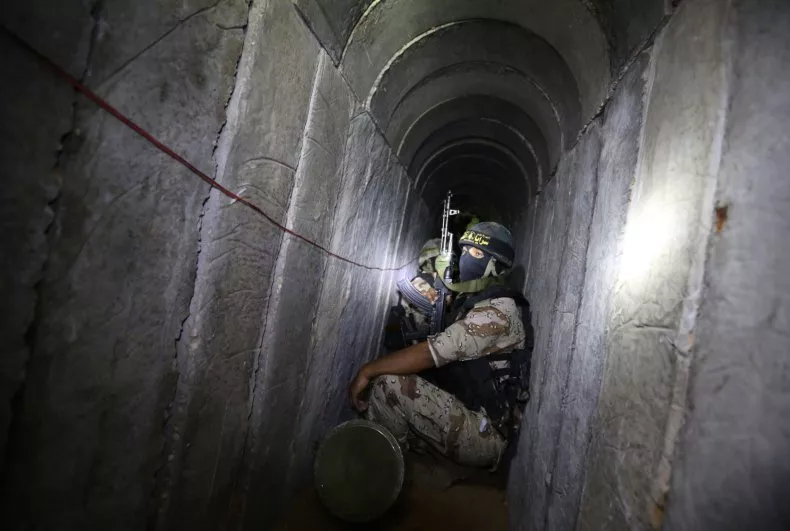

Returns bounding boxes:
[430,285,535,437]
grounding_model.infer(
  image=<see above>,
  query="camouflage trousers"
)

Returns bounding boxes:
[365,375,507,468]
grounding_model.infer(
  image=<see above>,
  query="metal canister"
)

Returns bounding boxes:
[314,419,404,522]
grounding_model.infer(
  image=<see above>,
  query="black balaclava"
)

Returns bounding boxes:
[459,248,493,282]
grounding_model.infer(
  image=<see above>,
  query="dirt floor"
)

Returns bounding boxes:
[275,453,509,531]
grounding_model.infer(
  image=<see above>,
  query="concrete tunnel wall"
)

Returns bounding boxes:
[509,2,790,530]
[1,1,428,529]
[1,0,790,531]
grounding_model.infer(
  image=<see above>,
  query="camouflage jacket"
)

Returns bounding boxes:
[427,296,526,367]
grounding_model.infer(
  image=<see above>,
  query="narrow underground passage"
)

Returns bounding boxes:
[1,1,789,530]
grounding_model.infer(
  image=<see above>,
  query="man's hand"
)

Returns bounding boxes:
[349,366,372,411]
[349,342,435,412]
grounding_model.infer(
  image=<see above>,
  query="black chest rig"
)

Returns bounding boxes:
[430,285,535,437]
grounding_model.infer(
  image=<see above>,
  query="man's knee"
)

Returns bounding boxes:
[370,374,425,405]
[368,375,404,411]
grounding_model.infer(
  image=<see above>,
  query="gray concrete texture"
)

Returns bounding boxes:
[665,0,790,528]
[2,0,790,529]
[0,22,84,474]
[0,0,96,479]
[508,48,649,531]
[508,116,607,531]
[588,0,667,69]
[0,0,425,529]
[3,1,249,529]
[579,2,732,529]
[510,1,790,530]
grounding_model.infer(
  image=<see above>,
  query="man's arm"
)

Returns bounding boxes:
[349,341,434,411]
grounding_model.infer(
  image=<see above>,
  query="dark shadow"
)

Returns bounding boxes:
[507,264,526,294]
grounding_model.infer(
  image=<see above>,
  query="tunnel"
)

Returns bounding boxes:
[1,0,789,530]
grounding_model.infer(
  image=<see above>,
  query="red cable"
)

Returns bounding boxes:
[5,27,415,272]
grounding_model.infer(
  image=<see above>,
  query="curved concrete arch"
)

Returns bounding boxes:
[396,96,549,170]
[415,138,530,194]
[408,120,541,195]
[386,62,562,155]
[339,0,610,118]
[396,96,550,191]
[418,145,528,210]
[366,19,581,150]
[383,65,564,167]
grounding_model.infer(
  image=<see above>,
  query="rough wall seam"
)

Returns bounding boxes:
[649,0,732,525]
[82,0,104,79]
[544,123,602,531]
[255,52,330,504]
[553,6,678,181]
[537,167,569,415]
[572,40,655,519]
[359,109,417,188]
[214,0,261,183]
[148,2,253,526]
[0,0,100,499]
[0,115,68,489]
[291,3,418,192]
[235,50,323,516]
[339,0,384,62]
[523,193,540,291]
[148,191,211,531]
[281,84,358,473]
[292,0,343,65]
[367,165,413,362]
[522,179,557,528]
[572,23,659,530]
[576,0,613,54]
[94,0,224,90]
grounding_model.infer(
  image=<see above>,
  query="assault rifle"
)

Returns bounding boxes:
[431,191,459,334]
[396,277,434,316]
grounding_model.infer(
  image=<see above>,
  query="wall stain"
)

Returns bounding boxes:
[714,204,729,233]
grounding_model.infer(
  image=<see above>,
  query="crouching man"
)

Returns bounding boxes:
[350,222,534,468]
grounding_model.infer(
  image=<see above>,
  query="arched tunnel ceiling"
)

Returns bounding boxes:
[407,115,544,197]
[292,0,618,222]
[369,19,580,157]
[296,0,610,118]
[398,96,549,191]
[385,65,563,172]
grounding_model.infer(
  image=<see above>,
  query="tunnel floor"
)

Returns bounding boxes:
[275,453,508,530]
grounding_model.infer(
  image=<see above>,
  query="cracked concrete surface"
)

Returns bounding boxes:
[1,0,789,529]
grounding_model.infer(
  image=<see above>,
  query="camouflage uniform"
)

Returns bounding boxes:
[367,296,525,468]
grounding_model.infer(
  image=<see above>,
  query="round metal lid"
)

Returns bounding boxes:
[314,419,405,522]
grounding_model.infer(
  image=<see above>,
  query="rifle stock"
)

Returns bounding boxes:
[397,277,434,316]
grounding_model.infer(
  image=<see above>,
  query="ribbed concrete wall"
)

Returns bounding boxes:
[510,1,790,530]
[0,1,426,529]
